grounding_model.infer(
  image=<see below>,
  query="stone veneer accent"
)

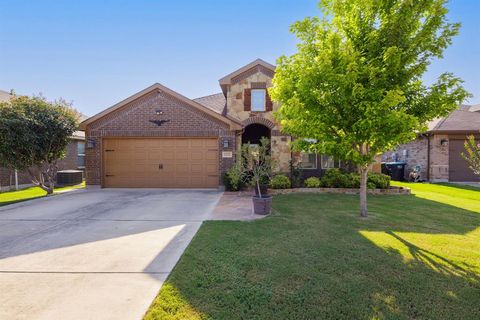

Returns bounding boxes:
[227,69,292,173]
[85,89,235,186]
[268,186,410,195]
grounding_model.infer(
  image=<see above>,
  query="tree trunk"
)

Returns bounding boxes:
[38,183,54,195]
[359,166,369,218]
[256,178,262,198]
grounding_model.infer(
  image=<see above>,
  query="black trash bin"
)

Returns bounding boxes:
[381,162,407,181]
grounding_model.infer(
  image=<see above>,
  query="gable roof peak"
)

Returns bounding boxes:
[79,82,241,130]
[219,58,276,85]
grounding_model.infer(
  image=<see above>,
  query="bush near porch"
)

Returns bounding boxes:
[145,182,480,320]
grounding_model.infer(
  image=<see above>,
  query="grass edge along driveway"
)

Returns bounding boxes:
[145,182,480,320]
[0,182,85,207]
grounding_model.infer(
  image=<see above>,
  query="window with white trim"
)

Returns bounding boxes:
[77,142,85,168]
[251,89,266,111]
[321,155,336,169]
[300,153,317,169]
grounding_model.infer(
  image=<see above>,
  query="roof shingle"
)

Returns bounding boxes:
[429,105,480,132]
[193,93,226,115]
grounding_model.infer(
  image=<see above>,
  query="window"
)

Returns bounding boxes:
[251,89,266,112]
[321,155,335,169]
[77,141,85,168]
[300,153,317,169]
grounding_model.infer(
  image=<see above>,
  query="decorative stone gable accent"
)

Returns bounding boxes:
[231,65,275,84]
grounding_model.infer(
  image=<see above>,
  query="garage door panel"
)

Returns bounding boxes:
[162,151,175,161]
[191,164,203,174]
[205,151,217,161]
[190,139,205,147]
[449,139,480,182]
[205,176,219,188]
[205,164,218,174]
[205,139,218,148]
[175,151,189,161]
[191,151,203,160]
[104,138,219,188]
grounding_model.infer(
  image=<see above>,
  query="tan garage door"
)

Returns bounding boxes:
[449,139,480,182]
[103,138,219,188]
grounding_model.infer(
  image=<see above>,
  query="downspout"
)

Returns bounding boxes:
[426,133,431,181]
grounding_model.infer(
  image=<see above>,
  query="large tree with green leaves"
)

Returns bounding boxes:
[0,96,79,194]
[270,0,469,217]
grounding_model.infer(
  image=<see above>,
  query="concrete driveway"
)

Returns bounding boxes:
[0,188,222,320]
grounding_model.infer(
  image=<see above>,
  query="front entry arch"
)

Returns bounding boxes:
[241,123,271,145]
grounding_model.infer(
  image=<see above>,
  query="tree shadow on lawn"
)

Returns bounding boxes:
[145,193,480,320]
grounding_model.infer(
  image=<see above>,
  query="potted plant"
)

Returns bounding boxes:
[241,137,274,215]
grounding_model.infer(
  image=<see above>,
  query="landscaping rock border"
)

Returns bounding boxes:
[228,186,411,196]
[270,186,410,195]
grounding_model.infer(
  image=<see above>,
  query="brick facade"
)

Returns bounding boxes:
[382,135,430,181]
[383,133,479,182]
[85,89,234,186]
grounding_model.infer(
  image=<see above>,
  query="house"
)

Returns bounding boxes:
[0,89,86,190]
[80,59,341,188]
[383,104,480,182]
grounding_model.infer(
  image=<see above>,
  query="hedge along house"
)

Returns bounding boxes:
[80,59,340,188]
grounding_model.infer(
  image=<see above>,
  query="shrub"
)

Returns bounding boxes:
[320,169,352,188]
[270,175,291,189]
[304,177,321,188]
[289,160,303,188]
[223,163,244,191]
[367,182,376,189]
[317,170,390,189]
[367,173,391,189]
[349,173,361,188]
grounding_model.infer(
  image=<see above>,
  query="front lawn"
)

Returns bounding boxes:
[145,183,480,320]
[0,182,85,207]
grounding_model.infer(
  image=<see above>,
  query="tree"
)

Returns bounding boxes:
[0,96,79,194]
[461,135,480,176]
[241,137,274,197]
[270,0,470,217]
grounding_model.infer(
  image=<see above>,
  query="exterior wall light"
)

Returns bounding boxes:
[155,110,163,115]
[223,139,230,149]
[440,139,448,146]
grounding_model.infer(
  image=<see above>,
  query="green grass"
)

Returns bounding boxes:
[145,183,480,320]
[392,181,480,213]
[0,182,85,206]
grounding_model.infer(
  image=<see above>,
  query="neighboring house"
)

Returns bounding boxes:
[0,90,86,190]
[383,104,480,182]
[80,59,341,188]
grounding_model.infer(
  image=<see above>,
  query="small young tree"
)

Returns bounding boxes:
[270,0,470,217]
[0,96,79,194]
[241,137,274,197]
[461,135,480,176]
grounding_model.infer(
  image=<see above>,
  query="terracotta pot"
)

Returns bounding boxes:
[252,195,272,215]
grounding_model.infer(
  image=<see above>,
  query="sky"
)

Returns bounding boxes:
[0,0,479,117]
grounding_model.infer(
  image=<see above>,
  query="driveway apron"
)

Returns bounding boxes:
[0,188,221,320]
